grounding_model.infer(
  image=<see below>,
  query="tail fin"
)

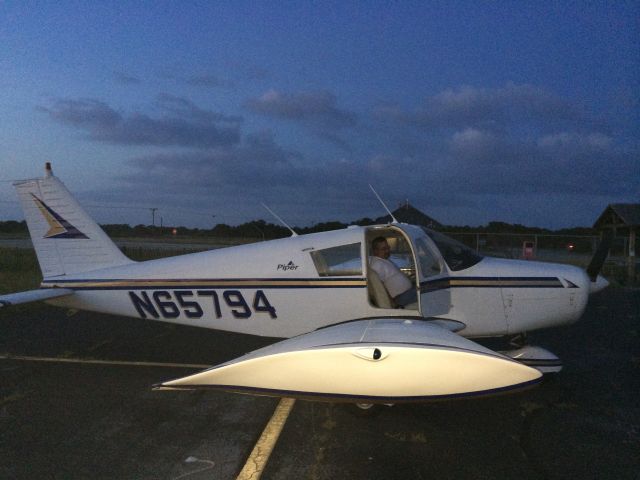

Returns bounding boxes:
[14,163,133,278]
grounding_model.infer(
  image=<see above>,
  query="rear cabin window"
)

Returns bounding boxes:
[310,243,362,276]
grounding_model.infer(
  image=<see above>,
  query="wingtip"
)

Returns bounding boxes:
[153,382,196,391]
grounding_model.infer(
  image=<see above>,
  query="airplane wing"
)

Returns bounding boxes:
[0,288,74,307]
[155,318,542,402]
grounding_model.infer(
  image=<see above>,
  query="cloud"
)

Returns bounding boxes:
[154,93,243,125]
[109,130,394,223]
[93,119,637,229]
[439,128,637,197]
[39,82,635,230]
[233,63,269,81]
[125,130,304,191]
[446,127,539,167]
[245,89,357,129]
[185,74,230,88]
[450,128,500,158]
[39,96,242,148]
[365,83,637,202]
[537,132,613,150]
[245,89,357,150]
[113,71,141,85]
[373,83,585,132]
[116,133,459,222]
[159,63,266,88]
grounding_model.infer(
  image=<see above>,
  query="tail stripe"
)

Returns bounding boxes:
[30,194,89,239]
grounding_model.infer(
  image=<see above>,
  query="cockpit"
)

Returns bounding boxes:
[304,223,484,313]
[364,225,484,310]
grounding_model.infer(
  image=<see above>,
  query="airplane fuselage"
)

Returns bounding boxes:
[42,224,592,339]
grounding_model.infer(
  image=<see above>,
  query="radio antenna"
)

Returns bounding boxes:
[261,203,298,237]
[369,185,398,224]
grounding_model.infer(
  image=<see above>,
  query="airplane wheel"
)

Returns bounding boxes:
[349,403,379,417]
[349,403,395,417]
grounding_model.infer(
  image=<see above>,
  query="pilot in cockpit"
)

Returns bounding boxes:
[369,236,417,308]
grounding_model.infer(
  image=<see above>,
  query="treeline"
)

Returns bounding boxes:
[0,218,597,240]
[0,221,28,234]
[104,218,382,239]
[444,221,596,236]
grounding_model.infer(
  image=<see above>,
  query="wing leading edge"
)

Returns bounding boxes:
[155,318,542,402]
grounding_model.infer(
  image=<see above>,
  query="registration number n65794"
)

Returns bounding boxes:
[128,289,277,320]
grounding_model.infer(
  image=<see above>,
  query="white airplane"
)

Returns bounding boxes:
[1,164,610,404]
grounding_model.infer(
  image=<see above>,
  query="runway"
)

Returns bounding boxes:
[1,288,638,479]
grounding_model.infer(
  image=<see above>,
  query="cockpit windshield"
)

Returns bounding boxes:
[422,228,483,271]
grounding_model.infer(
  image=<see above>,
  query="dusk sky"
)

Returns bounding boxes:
[1,1,638,229]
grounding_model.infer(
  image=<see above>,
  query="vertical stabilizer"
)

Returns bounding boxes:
[14,164,133,278]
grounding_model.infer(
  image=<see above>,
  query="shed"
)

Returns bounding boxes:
[593,203,639,278]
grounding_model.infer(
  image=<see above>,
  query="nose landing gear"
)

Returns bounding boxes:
[500,333,562,374]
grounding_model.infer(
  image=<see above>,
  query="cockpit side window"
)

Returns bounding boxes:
[422,228,483,271]
[310,242,362,276]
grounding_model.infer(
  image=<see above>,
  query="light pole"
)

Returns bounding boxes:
[149,208,158,227]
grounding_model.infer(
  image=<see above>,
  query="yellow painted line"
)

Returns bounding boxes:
[0,354,210,369]
[236,397,296,480]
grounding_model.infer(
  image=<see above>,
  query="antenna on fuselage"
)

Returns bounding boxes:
[369,184,398,224]
[261,203,298,237]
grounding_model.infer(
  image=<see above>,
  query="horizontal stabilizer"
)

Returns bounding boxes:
[155,318,541,402]
[0,288,74,307]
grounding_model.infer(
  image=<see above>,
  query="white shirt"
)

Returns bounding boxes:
[369,256,412,298]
